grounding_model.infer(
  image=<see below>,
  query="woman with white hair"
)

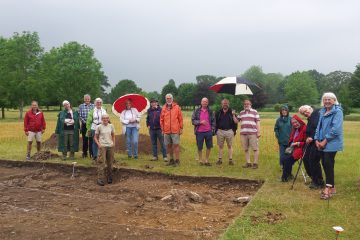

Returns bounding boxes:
[55,100,80,160]
[299,105,324,189]
[314,92,343,200]
[86,98,107,161]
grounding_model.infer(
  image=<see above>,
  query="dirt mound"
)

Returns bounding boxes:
[42,133,168,155]
[30,151,60,161]
[161,189,205,210]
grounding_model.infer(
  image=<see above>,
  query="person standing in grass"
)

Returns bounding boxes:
[86,98,107,161]
[299,105,324,189]
[146,98,167,161]
[24,100,46,160]
[281,115,307,182]
[78,94,94,159]
[160,93,183,166]
[215,99,238,166]
[192,97,215,166]
[55,100,80,160]
[237,99,261,169]
[274,105,292,168]
[120,99,141,159]
[94,114,115,186]
[314,92,343,200]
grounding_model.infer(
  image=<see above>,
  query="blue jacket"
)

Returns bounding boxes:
[314,105,343,152]
[146,106,162,130]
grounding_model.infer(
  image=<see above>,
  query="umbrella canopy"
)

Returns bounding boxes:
[209,76,259,95]
[112,94,150,117]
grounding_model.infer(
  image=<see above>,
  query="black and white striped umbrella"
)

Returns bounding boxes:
[209,76,259,95]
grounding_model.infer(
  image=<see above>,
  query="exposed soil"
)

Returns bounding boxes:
[30,151,60,161]
[0,160,262,240]
[43,133,182,155]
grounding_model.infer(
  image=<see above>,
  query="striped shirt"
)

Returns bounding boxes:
[237,108,260,135]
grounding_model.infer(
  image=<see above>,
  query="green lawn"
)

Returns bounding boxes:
[1,109,359,239]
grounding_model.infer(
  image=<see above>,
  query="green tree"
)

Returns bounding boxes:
[307,69,325,94]
[242,66,267,108]
[191,75,218,106]
[320,71,352,95]
[349,64,360,107]
[145,91,161,103]
[108,79,142,103]
[177,83,196,108]
[2,32,43,119]
[0,37,11,118]
[264,73,284,104]
[284,71,319,107]
[161,79,178,104]
[40,41,106,108]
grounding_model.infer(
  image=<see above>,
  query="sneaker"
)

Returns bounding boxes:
[163,157,168,162]
[252,163,258,169]
[82,153,87,158]
[134,156,138,159]
[242,163,252,168]
[150,156,158,161]
[174,159,180,166]
[216,159,223,165]
[107,176,113,184]
[128,155,132,159]
[26,153,31,160]
[204,162,212,166]
[62,155,67,161]
[229,160,235,166]
[93,156,97,161]
[166,159,175,166]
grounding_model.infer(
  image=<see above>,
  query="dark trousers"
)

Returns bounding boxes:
[149,128,167,158]
[302,144,312,178]
[321,151,337,187]
[279,144,287,166]
[81,123,93,157]
[282,154,296,180]
[306,143,324,185]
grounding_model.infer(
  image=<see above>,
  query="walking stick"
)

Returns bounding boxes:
[290,144,308,190]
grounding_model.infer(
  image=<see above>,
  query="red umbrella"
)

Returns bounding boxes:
[112,94,150,117]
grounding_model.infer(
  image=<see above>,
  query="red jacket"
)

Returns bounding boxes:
[24,110,46,132]
[288,115,306,160]
[160,102,183,134]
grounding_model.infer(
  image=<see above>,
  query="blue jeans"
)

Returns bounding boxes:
[126,127,139,157]
[91,130,98,158]
[149,128,167,158]
[279,144,287,166]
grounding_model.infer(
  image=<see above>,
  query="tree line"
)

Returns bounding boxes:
[1,31,360,119]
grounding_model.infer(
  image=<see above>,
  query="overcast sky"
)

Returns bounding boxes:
[1,0,359,92]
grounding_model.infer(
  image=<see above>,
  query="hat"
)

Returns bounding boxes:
[150,98,158,103]
[280,104,289,111]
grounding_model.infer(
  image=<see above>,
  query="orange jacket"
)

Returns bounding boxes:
[160,102,183,134]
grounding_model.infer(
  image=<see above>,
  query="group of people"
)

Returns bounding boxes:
[274,92,343,200]
[23,92,343,194]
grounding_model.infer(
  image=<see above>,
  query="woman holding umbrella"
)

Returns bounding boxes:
[120,99,141,159]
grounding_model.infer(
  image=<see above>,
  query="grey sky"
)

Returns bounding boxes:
[1,0,359,92]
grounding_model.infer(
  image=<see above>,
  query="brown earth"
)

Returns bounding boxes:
[0,160,262,240]
[43,133,182,155]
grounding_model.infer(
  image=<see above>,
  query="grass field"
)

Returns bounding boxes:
[1,108,359,239]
